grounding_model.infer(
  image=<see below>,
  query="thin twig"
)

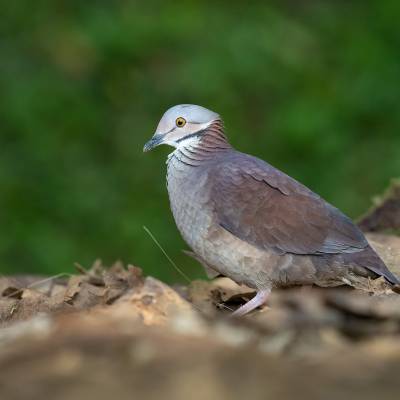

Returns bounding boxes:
[216,303,235,312]
[2,272,72,299]
[143,226,234,314]
[143,225,192,283]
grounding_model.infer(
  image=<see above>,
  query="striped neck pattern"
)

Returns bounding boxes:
[167,119,231,169]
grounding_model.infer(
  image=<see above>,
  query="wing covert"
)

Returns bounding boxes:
[212,152,368,256]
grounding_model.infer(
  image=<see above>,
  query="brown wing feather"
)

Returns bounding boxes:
[212,151,368,256]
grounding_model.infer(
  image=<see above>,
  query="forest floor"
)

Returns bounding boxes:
[0,181,400,400]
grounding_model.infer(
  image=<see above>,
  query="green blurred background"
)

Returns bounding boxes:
[1,1,399,282]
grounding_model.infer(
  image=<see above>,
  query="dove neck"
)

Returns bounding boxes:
[168,119,231,168]
[198,119,231,150]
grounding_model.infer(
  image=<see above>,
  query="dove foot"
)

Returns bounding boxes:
[231,288,271,317]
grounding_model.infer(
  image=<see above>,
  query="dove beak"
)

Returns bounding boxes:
[143,133,164,152]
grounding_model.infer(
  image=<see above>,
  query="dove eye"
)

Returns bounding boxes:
[175,117,186,127]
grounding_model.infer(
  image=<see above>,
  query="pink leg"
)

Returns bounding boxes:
[231,289,271,317]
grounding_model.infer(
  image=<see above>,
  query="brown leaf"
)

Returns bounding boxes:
[358,179,400,233]
[367,233,400,277]
[95,276,196,327]
[188,278,256,316]
[103,263,143,304]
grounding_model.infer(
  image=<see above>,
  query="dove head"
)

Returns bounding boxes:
[143,104,221,152]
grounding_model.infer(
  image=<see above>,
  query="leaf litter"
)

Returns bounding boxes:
[1,183,400,399]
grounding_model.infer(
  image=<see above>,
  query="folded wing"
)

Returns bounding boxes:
[212,152,368,256]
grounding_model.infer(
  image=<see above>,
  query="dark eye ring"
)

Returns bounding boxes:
[176,117,186,127]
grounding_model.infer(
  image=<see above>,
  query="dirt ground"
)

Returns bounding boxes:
[1,181,400,400]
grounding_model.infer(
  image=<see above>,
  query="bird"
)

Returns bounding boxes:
[144,104,399,317]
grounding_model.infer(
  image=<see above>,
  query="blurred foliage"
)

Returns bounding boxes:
[1,0,399,281]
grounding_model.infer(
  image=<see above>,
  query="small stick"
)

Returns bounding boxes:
[143,226,234,314]
[2,272,73,299]
[143,225,192,283]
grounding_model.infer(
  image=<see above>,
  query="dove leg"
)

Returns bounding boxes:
[231,288,271,317]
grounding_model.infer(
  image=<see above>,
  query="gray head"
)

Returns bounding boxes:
[143,104,220,152]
